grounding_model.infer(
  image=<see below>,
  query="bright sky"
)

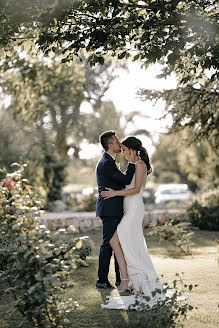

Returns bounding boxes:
[78,61,177,159]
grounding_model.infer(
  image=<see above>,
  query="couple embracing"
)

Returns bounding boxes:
[95,131,165,309]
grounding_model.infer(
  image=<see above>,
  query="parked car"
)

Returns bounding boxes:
[154,184,192,204]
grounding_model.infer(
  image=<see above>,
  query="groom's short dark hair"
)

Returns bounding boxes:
[100,131,115,151]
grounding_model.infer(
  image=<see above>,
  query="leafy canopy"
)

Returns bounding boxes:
[0,1,218,83]
[138,78,219,150]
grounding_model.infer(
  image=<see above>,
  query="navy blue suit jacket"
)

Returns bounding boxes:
[96,152,135,217]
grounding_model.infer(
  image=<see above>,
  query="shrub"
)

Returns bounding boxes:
[0,163,92,327]
[132,273,198,328]
[147,220,194,255]
[186,188,219,231]
[63,189,97,212]
[75,190,97,212]
[50,233,93,268]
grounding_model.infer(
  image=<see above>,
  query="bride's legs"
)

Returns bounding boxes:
[110,231,130,291]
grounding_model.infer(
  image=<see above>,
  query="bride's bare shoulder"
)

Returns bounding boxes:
[136,160,146,167]
[135,160,147,171]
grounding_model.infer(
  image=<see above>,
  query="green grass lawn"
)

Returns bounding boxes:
[0,228,219,328]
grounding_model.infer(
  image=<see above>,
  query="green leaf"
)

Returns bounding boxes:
[28,285,37,294]
[0,270,9,278]
[167,52,177,65]
[118,52,126,59]
[133,54,140,61]
[97,56,104,65]
[145,296,150,302]
[24,250,33,258]
[76,240,83,249]
[152,290,156,297]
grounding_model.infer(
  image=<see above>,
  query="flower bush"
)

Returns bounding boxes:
[0,163,92,327]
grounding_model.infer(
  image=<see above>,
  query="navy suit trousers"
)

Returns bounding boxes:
[97,216,122,283]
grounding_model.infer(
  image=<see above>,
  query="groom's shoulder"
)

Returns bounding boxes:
[96,154,105,168]
[97,154,114,170]
[99,156,112,166]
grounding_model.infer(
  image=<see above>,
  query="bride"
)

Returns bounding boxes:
[101,136,166,310]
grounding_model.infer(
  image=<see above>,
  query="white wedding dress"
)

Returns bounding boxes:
[101,161,188,310]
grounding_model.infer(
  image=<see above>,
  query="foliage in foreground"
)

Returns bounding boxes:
[132,273,197,328]
[1,1,217,82]
[0,164,92,327]
[147,220,194,255]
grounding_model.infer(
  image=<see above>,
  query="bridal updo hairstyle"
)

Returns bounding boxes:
[122,136,152,175]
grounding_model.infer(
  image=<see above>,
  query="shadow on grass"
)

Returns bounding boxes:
[189,230,219,248]
[1,228,218,328]
[66,259,136,328]
[66,299,136,328]
[0,291,30,328]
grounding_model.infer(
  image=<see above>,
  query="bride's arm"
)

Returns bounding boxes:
[101,162,146,199]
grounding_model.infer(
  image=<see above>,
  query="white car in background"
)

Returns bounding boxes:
[81,187,94,197]
[155,184,192,204]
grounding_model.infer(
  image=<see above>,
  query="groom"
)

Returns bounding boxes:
[96,131,135,288]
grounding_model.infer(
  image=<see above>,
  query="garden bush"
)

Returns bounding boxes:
[0,163,92,327]
[186,188,219,231]
[147,220,194,255]
[63,189,97,212]
[133,273,198,328]
[75,190,97,212]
